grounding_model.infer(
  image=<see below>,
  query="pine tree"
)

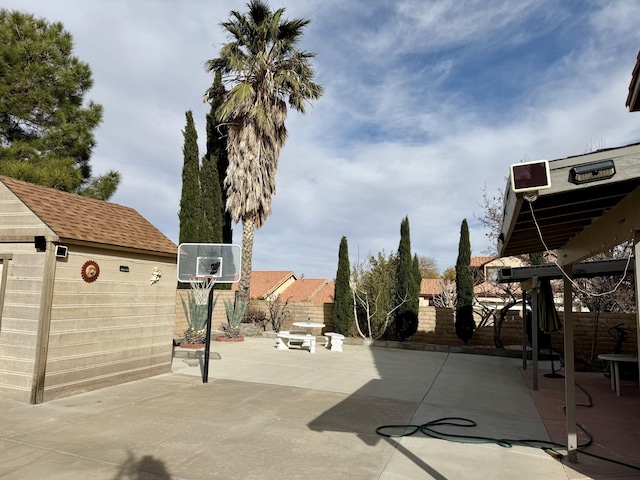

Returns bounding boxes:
[178,111,203,245]
[333,236,354,335]
[394,216,419,341]
[203,71,231,244]
[0,10,119,199]
[455,218,475,343]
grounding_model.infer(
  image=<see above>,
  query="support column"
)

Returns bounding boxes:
[562,264,577,462]
[531,277,538,391]
[31,243,57,404]
[522,289,527,370]
[634,231,640,388]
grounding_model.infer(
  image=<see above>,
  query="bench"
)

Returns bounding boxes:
[324,332,345,352]
[276,331,316,353]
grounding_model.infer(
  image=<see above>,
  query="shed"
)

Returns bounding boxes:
[0,177,177,403]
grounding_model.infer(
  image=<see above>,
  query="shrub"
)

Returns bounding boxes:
[243,306,268,330]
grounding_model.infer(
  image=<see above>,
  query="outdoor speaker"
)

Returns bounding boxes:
[54,245,68,258]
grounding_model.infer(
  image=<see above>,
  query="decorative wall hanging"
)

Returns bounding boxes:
[81,260,100,283]
[150,267,161,285]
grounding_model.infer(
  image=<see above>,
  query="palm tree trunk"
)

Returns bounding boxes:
[236,216,255,303]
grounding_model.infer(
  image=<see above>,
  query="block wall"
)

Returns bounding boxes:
[175,294,637,359]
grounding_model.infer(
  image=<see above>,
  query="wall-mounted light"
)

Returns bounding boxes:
[568,159,615,184]
[510,160,551,193]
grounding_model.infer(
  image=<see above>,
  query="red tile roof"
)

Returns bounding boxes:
[281,278,334,302]
[470,256,497,268]
[474,281,521,297]
[0,176,176,255]
[232,270,296,299]
[420,278,443,297]
[313,281,335,303]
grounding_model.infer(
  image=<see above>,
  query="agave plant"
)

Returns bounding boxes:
[180,291,217,344]
[223,299,248,338]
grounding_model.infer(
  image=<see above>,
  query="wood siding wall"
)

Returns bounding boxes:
[0,183,56,400]
[43,246,177,401]
[0,243,47,401]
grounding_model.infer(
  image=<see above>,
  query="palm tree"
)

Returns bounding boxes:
[204,0,323,301]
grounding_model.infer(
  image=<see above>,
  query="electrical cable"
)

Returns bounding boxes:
[376,382,640,472]
[526,199,634,298]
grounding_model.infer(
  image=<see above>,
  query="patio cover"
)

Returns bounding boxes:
[497,142,640,462]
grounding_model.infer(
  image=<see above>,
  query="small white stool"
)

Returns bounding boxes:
[324,332,345,352]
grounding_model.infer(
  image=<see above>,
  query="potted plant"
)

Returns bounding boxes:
[218,299,249,341]
[180,291,217,347]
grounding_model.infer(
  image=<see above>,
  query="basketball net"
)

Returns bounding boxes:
[189,276,216,305]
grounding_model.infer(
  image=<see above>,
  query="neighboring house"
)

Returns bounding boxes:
[472,256,524,309]
[0,177,177,403]
[470,255,526,283]
[424,256,524,308]
[232,270,297,300]
[280,278,334,303]
[419,278,443,306]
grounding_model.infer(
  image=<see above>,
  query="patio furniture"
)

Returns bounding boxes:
[276,331,316,353]
[598,353,637,396]
[292,321,325,349]
[324,332,345,352]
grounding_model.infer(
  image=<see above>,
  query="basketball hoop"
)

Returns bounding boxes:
[189,276,216,305]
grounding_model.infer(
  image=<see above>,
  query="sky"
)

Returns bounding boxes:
[5,0,640,280]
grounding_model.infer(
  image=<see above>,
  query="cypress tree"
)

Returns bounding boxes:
[412,253,422,311]
[455,218,475,343]
[200,152,222,243]
[394,216,419,341]
[178,110,203,245]
[204,71,232,244]
[201,102,224,244]
[333,236,355,335]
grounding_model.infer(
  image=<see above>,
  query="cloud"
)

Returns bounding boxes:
[5,0,640,280]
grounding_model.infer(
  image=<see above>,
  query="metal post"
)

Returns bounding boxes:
[634,231,640,390]
[202,284,215,383]
[522,290,527,370]
[531,277,538,391]
[563,264,578,462]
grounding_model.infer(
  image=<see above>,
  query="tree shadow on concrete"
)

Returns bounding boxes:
[112,451,172,480]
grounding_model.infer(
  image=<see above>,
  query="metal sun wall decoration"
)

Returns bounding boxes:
[81,260,100,283]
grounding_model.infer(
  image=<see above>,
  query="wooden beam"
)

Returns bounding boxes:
[497,258,634,283]
[559,185,640,265]
[30,243,57,404]
[497,181,524,257]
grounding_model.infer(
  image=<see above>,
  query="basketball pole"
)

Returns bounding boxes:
[202,281,215,383]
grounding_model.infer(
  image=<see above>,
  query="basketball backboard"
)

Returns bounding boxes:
[177,243,241,284]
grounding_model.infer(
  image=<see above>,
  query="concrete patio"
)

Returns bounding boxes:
[0,337,637,479]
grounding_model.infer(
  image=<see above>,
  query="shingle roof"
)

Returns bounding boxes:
[0,176,176,255]
[281,278,332,302]
[232,270,296,299]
